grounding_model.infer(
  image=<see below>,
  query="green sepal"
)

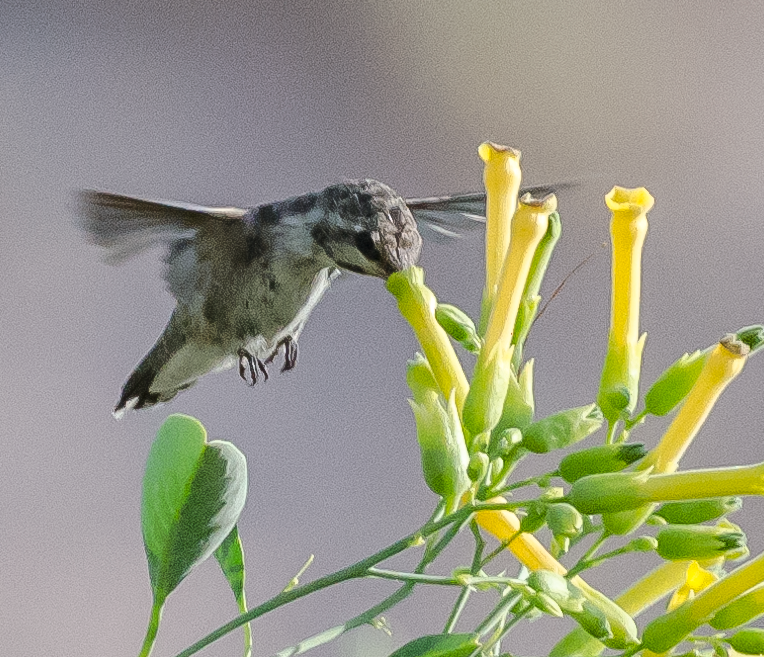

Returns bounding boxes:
[566,470,652,515]
[654,497,742,525]
[521,403,604,454]
[519,501,548,533]
[214,525,251,657]
[386,633,480,657]
[410,390,470,507]
[597,333,647,423]
[435,303,482,354]
[644,348,711,416]
[142,414,248,605]
[463,344,513,435]
[558,443,647,483]
[491,360,535,439]
[727,628,764,655]
[736,325,764,354]
[655,523,747,561]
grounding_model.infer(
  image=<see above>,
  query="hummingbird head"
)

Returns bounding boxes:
[312,180,422,278]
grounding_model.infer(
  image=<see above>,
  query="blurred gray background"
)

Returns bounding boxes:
[3,1,764,655]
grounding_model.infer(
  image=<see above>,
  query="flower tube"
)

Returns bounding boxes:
[597,186,653,424]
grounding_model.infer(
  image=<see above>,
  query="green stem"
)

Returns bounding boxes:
[366,568,462,585]
[567,532,609,577]
[443,587,472,634]
[480,601,531,654]
[137,597,163,657]
[174,504,497,657]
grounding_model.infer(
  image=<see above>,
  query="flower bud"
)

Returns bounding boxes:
[521,403,604,454]
[467,452,490,483]
[644,348,711,416]
[531,591,564,617]
[727,628,764,655]
[409,390,469,508]
[435,303,482,354]
[654,497,743,525]
[628,536,658,552]
[528,570,585,614]
[406,353,439,403]
[559,443,647,483]
[710,585,764,629]
[547,503,584,539]
[656,523,747,561]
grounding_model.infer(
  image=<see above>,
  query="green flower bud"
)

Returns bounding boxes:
[727,628,764,655]
[654,497,743,525]
[467,452,490,483]
[493,360,535,434]
[572,601,613,643]
[511,295,540,370]
[566,470,652,514]
[435,303,482,354]
[406,353,439,403]
[409,390,470,508]
[737,324,764,354]
[521,403,604,454]
[519,501,548,533]
[527,570,586,614]
[628,536,658,552]
[386,633,481,657]
[655,523,747,561]
[547,503,584,539]
[711,585,764,629]
[644,348,711,416]
[559,443,647,483]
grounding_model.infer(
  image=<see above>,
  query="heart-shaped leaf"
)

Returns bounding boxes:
[142,414,248,604]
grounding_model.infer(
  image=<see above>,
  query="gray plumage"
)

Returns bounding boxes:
[80,179,552,416]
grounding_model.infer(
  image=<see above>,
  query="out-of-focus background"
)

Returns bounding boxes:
[3,2,764,655]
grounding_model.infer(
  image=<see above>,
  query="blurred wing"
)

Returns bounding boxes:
[79,190,248,263]
[406,184,564,241]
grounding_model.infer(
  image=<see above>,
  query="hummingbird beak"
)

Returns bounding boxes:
[376,207,422,275]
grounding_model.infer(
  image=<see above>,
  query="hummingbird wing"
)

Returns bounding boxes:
[79,190,248,263]
[405,184,564,241]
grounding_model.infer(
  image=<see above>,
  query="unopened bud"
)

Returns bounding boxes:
[711,585,764,630]
[656,523,747,561]
[547,503,584,539]
[644,348,711,416]
[467,452,490,483]
[435,303,482,354]
[654,497,743,525]
[521,404,604,454]
[559,442,647,483]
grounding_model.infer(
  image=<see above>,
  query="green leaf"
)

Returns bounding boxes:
[215,526,251,657]
[142,414,248,604]
[387,633,480,657]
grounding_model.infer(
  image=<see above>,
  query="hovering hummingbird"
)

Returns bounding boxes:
[81,179,552,416]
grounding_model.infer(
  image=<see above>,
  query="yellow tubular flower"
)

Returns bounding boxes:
[482,193,556,360]
[668,561,718,611]
[597,186,653,423]
[478,142,522,311]
[603,335,749,535]
[641,335,749,473]
[387,267,469,409]
[642,551,764,653]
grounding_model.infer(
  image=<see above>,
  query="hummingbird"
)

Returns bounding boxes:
[81,179,551,416]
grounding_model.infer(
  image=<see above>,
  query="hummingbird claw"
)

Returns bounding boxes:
[238,348,269,386]
[281,337,298,372]
[263,336,299,372]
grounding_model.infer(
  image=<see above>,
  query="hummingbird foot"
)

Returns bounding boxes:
[237,348,269,386]
[264,336,299,372]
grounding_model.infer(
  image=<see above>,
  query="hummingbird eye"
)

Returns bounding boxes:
[354,231,382,262]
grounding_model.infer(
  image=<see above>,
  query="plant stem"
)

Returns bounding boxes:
[174,504,501,657]
[137,598,163,657]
